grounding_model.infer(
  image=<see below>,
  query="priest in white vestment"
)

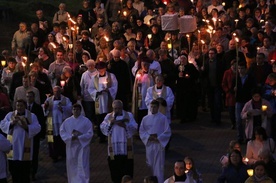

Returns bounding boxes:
[139,100,171,183]
[60,103,93,183]
[100,100,137,183]
[145,74,175,123]
[43,86,72,161]
[0,99,41,183]
[88,61,118,143]
[164,160,188,183]
[0,133,12,182]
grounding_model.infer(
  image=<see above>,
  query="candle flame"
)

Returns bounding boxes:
[1,60,6,67]
[49,42,57,49]
[69,18,76,25]
[201,40,205,44]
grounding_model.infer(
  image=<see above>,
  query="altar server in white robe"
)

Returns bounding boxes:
[100,100,138,183]
[0,99,41,183]
[60,103,93,183]
[145,74,175,123]
[139,99,171,183]
[88,61,118,143]
[43,86,72,161]
[0,133,12,182]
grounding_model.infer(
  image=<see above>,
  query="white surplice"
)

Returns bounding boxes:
[80,69,98,102]
[145,85,175,123]
[100,111,138,156]
[0,110,41,161]
[60,115,93,183]
[0,134,12,179]
[88,72,118,114]
[139,112,171,183]
[43,95,72,136]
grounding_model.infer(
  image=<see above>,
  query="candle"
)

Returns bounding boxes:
[201,40,205,52]
[123,11,127,17]
[102,81,108,89]
[197,30,200,46]
[164,1,167,5]
[147,34,152,39]
[22,62,26,67]
[222,2,225,6]
[104,36,109,42]
[22,56,27,61]
[69,18,76,25]
[186,34,190,53]
[60,80,65,87]
[49,42,57,49]
[76,26,79,34]
[235,19,239,27]
[1,60,6,67]
[247,169,254,176]
[68,44,73,49]
[244,157,249,163]
[168,42,172,49]
[262,105,267,111]
[257,47,260,52]
[89,28,92,32]
[185,74,189,77]
[212,18,217,29]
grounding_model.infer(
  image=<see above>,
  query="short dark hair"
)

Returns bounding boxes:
[16,99,27,107]
[252,127,268,140]
[150,100,160,107]
[73,103,82,111]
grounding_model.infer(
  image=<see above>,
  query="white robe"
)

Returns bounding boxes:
[131,60,162,76]
[60,115,93,183]
[88,72,118,114]
[0,134,12,179]
[164,175,189,183]
[0,110,41,161]
[43,95,72,136]
[145,85,175,123]
[139,112,171,183]
[100,111,137,156]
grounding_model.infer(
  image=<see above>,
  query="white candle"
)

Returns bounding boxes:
[60,80,65,87]
[123,11,127,16]
[147,34,152,39]
[1,60,6,67]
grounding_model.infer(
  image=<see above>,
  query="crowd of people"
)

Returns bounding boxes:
[1,0,276,182]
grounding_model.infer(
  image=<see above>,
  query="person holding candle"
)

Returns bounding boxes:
[43,86,72,162]
[175,54,199,123]
[217,149,249,183]
[131,57,154,127]
[244,160,274,183]
[1,57,16,95]
[145,74,175,124]
[220,140,243,167]
[241,88,273,140]
[164,160,187,183]
[184,156,203,183]
[88,61,118,143]
[119,0,139,23]
[246,127,275,165]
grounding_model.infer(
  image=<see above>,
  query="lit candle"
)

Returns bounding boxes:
[89,28,92,32]
[69,44,73,49]
[235,19,239,27]
[123,11,127,17]
[164,1,167,5]
[212,18,217,29]
[104,36,109,42]
[201,40,205,53]
[198,30,200,46]
[147,34,152,39]
[262,105,267,111]
[1,60,6,67]
[244,157,249,163]
[49,42,57,49]
[168,42,172,49]
[271,59,275,63]
[186,34,190,53]
[222,2,225,6]
[22,62,26,67]
[260,19,264,23]
[60,80,65,87]
[76,26,79,34]
[22,56,27,61]
[185,74,189,77]
[62,36,67,42]
[257,47,260,52]
[102,81,108,89]
[205,20,210,24]
[247,169,254,176]
[69,18,76,25]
